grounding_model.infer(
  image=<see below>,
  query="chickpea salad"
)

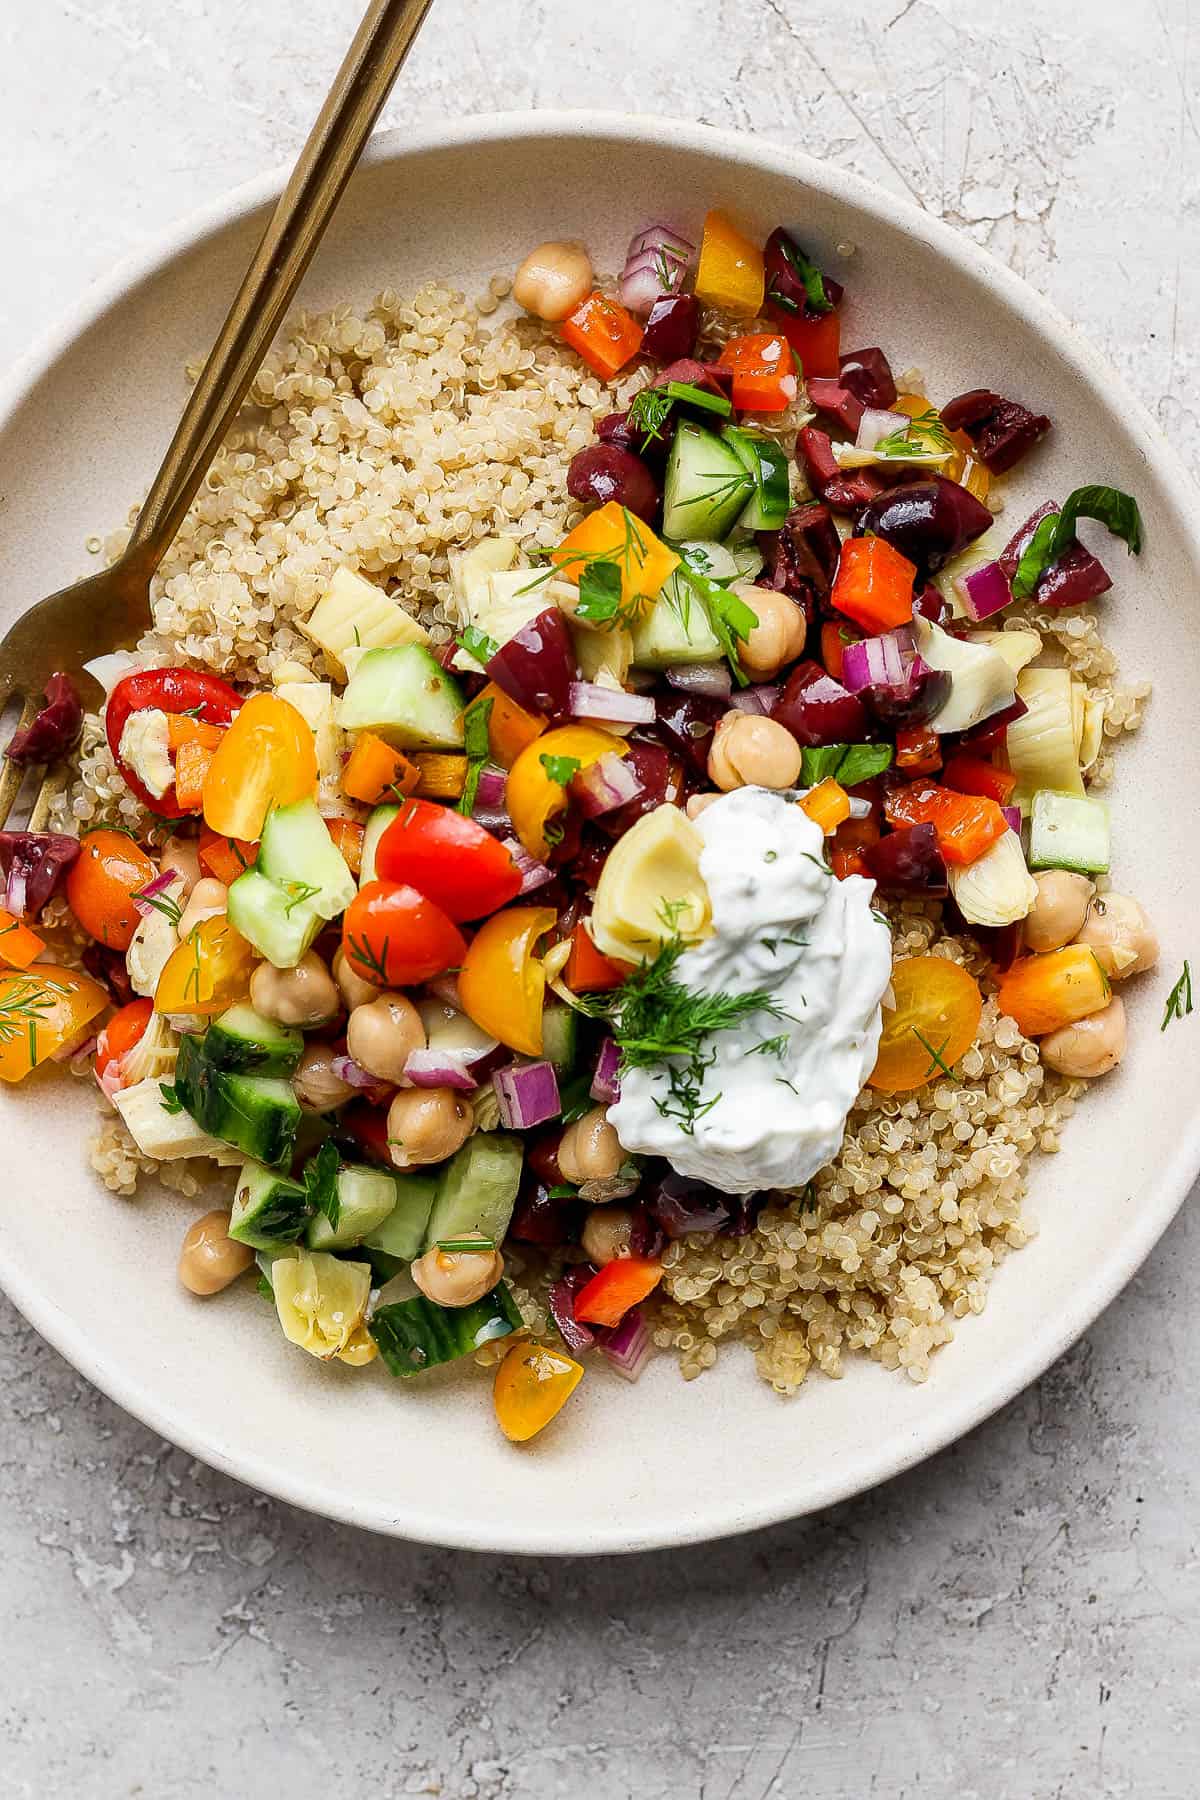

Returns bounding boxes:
[0,208,1170,1444]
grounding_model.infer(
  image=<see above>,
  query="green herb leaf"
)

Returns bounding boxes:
[133,885,184,927]
[575,559,624,624]
[834,743,893,787]
[540,753,583,787]
[912,1028,960,1082]
[663,379,732,418]
[1161,960,1193,1031]
[749,1034,790,1060]
[256,1273,275,1300]
[158,1082,185,1115]
[626,385,675,452]
[457,695,494,818]
[547,1184,579,1199]
[676,552,759,687]
[800,745,847,786]
[456,624,500,665]
[1011,485,1144,600]
[303,1140,341,1230]
[282,879,321,917]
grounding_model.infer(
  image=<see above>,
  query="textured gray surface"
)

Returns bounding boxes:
[2,2,1199,1794]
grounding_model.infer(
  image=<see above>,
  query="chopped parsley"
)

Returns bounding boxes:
[768,233,833,315]
[675,552,759,686]
[158,1082,185,1115]
[540,753,583,787]
[303,1140,341,1230]
[457,695,494,818]
[455,624,499,665]
[1011,485,1144,600]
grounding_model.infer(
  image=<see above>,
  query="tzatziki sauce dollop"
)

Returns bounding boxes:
[608,788,893,1195]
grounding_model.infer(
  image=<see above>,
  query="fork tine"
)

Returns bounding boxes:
[28,768,68,835]
[0,699,36,830]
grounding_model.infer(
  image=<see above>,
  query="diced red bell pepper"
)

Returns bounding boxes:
[561,291,644,379]
[772,306,842,378]
[830,816,881,880]
[830,537,918,634]
[565,921,632,993]
[717,333,797,413]
[884,781,1008,867]
[573,1256,664,1327]
[941,754,1017,806]
[894,724,943,776]
[820,620,859,683]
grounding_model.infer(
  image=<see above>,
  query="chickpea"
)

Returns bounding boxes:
[1023,870,1095,954]
[347,992,426,1084]
[333,945,378,1012]
[411,1234,505,1309]
[557,1106,623,1185]
[250,950,339,1029]
[512,239,593,323]
[1076,893,1159,979]
[685,793,721,821]
[387,1086,473,1168]
[581,1205,636,1266]
[176,877,228,941]
[293,1041,356,1113]
[707,711,802,792]
[178,1209,254,1296]
[159,835,202,893]
[1040,995,1126,1079]
[735,585,808,680]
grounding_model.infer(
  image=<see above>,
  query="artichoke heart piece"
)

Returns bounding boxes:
[272,1249,372,1360]
[914,615,1018,734]
[947,830,1039,928]
[590,805,713,966]
[1007,668,1085,814]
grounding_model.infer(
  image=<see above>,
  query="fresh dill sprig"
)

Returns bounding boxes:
[626,385,675,452]
[346,932,390,985]
[750,1034,790,1060]
[912,1028,960,1082]
[1161,960,1193,1031]
[133,886,184,927]
[282,880,322,917]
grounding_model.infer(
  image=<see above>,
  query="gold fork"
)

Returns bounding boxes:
[0,0,433,834]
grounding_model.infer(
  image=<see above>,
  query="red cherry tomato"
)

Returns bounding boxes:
[374,799,523,922]
[106,668,243,818]
[341,880,467,988]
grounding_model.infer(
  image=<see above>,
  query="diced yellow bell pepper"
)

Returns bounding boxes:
[694,210,766,315]
[493,1341,583,1442]
[550,502,678,610]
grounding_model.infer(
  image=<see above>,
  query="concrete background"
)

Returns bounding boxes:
[2,1,1198,1794]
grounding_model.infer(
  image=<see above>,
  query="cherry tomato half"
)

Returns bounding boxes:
[65,830,157,951]
[0,963,109,1084]
[342,881,467,988]
[202,693,318,841]
[106,667,243,818]
[457,905,556,1057]
[94,996,153,1082]
[868,956,982,1094]
[375,799,522,922]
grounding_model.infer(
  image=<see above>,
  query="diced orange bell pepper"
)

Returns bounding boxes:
[830,815,880,880]
[565,920,633,993]
[0,907,45,970]
[551,502,678,610]
[493,1341,584,1443]
[895,724,943,776]
[166,714,225,753]
[800,778,851,835]
[884,781,1008,867]
[560,291,644,379]
[342,731,419,805]
[0,964,109,1083]
[202,693,318,841]
[821,620,858,684]
[996,946,1111,1038]
[172,738,213,813]
[942,753,1017,807]
[773,307,841,378]
[325,816,365,876]
[695,210,765,315]
[412,753,467,801]
[573,1256,664,1327]
[478,680,546,770]
[198,826,258,886]
[717,333,797,413]
[830,537,918,634]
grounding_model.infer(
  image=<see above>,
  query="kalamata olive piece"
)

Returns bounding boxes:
[955,694,1028,755]
[648,358,734,399]
[998,502,1111,607]
[861,666,951,729]
[650,1172,732,1238]
[772,659,868,747]
[940,388,1052,474]
[595,739,682,838]
[838,347,897,409]
[863,822,948,895]
[763,228,843,316]
[856,476,993,575]
[797,427,885,514]
[486,606,576,720]
[805,378,865,435]
[598,407,675,465]
[509,1176,583,1246]
[567,444,659,523]
[641,293,700,363]
[913,582,949,623]
[651,689,726,777]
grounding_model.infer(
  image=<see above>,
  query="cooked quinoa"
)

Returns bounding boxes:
[60,279,1148,1394]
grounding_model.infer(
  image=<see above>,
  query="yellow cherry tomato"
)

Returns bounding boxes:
[155,915,257,1017]
[506,724,629,860]
[869,956,983,1094]
[493,1340,583,1443]
[0,963,109,1083]
[458,905,556,1057]
[202,693,318,840]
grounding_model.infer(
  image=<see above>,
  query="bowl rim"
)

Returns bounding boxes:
[2,108,1198,1555]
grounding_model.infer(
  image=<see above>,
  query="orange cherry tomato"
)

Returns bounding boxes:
[94,996,153,1081]
[154,915,257,1017]
[506,725,629,861]
[493,1341,583,1443]
[65,830,157,951]
[868,956,983,1094]
[457,906,556,1057]
[0,963,109,1084]
[202,693,318,841]
[341,881,467,989]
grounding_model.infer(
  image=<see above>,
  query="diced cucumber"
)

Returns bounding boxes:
[370,1283,523,1378]
[1028,790,1111,875]
[229,1160,310,1249]
[723,425,791,531]
[338,645,465,750]
[175,1033,301,1169]
[227,868,324,970]
[254,1245,295,1291]
[306,1162,399,1251]
[205,1003,304,1078]
[631,574,724,668]
[542,1000,578,1075]
[362,1170,440,1264]
[422,1133,525,1251]
[663,422,754,541]
[258,795,356,921]
[360,803,401,887]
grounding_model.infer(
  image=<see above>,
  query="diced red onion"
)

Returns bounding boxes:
[472,803,513,835]
[590,1035,622,1104]
[493,1060,562,1130]
[572,752,645,820]
[1001,807,1023,836]
[729,683,781,716]
[163,1013,206,1034]
[594,1306,653,1382]
[402,1047,478,1091]
[331,1054,392,1103]
[628,224,695,263]
[52,1030,97,1065]
[568,681,656,725]
[620,227,695,317]
[474,764,507,809]
[425,972,462,1009]
[665,662,733,700]
[856,407,908,450]
[839,627,913,694]
[847,796,874,820]
[501,837,554,894]
[549,1277,596,1353]
[955,559,1014,623]
[83,651,140,695]
[131,868,179,917]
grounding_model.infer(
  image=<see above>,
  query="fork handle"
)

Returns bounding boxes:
[125,0,432,566]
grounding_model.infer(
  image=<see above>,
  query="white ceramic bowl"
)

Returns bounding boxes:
[1,113,1196,1554]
